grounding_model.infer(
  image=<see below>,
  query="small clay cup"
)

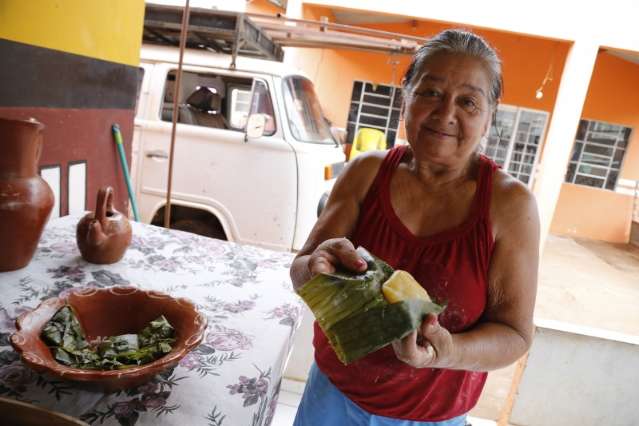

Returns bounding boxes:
[76,186,132,264]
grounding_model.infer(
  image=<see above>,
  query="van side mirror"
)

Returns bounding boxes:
[245,114,266,141]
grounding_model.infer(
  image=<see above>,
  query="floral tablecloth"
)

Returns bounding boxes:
[0,215,302,426]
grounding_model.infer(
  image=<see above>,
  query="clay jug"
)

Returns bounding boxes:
[0,117,54,272]
[76,186,132,264]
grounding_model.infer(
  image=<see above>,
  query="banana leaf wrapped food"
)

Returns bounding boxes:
[41,306,176,370]
[297,247,445,364]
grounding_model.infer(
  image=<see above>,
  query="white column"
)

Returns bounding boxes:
[283,0,304,67]
[285,0,303,17]
[534,39,599,252]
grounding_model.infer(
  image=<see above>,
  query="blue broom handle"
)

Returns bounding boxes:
[112,124,140,221]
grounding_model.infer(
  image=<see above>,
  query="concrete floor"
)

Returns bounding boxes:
[470,234,639,421]
[536,235,639,335]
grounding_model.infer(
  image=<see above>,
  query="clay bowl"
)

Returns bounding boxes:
[0,396,88,426]
[10,286,207,392]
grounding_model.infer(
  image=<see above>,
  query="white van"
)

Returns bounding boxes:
[133,44,345,251]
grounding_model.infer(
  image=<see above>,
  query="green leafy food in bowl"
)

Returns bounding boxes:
[41,306,176,370]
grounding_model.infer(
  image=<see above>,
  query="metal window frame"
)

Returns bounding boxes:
[247,77,277,136]
[487,104,549,188]
[500,105,521,172]
[567,118,631,190]
[160,67,277,135]
[486,104,517,166]
[348,80,401,146]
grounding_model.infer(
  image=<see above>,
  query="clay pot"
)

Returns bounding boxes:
[0,117,54,272]
[76,186,131,264]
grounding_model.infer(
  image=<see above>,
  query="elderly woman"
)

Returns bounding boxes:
[290,29,539,426]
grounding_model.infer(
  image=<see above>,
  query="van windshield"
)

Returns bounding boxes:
[283,76,335,145]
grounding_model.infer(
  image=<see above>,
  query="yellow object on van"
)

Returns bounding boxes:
[349,128,386,160]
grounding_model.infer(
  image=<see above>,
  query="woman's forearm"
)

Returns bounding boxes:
[449,322,531,371]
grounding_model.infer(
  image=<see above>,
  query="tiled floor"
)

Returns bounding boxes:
[271,378,497,426]
[271,379,304,426]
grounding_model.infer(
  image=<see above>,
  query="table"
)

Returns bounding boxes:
[0,215,302,426]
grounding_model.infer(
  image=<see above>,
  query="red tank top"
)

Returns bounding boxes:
[313,145,498,421]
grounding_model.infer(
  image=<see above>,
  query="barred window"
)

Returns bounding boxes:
[483,106,548,187]
[346,81,402,148]
[565,120,632,190]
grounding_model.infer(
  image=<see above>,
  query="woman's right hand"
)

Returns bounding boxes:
[307,238,368,276]
[290,153,383,290]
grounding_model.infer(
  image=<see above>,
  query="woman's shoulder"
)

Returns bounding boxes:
[343,150,388,180]
[350,148,389,166]
[330,149,391,207]
[491,168,532,196]
[489,169,539,239]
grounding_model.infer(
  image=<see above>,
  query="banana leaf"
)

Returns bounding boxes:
[41,307,176,370]
[297,247,445,364]
[330,299,445,364]
[297,247,391,332]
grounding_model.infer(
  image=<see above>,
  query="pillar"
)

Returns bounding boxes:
[283,0,304,67]
[534,40,599,252]
[0,0,145,218]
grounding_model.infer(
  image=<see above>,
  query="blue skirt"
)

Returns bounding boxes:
[293,363,468,426]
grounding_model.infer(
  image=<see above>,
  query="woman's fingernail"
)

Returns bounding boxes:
[426,345,435,358]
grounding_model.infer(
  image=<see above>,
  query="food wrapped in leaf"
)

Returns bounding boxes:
[297,247,445,364]
[41,306,176,370]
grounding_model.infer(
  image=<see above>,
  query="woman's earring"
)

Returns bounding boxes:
[479,136,488,153]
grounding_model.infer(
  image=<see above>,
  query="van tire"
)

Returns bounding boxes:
[172,219,226,240]
[151,205,228,241]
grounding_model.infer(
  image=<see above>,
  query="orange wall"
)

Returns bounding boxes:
[368,21,570,113]
[550,184,634,242]
[246,0,284,15]
[304,4,334,20]
[550,51,639,243]
[290,47,410,125]
[580,51,639,181]
[296,5,570,133]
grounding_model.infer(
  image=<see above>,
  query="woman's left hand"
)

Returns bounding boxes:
[391,314,458,369]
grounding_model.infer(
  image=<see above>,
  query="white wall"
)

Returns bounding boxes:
[146,0,246,12]
[510,319,639,425]
[304,0,639,52]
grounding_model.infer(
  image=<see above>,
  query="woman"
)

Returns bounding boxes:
[290,29,540,426]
